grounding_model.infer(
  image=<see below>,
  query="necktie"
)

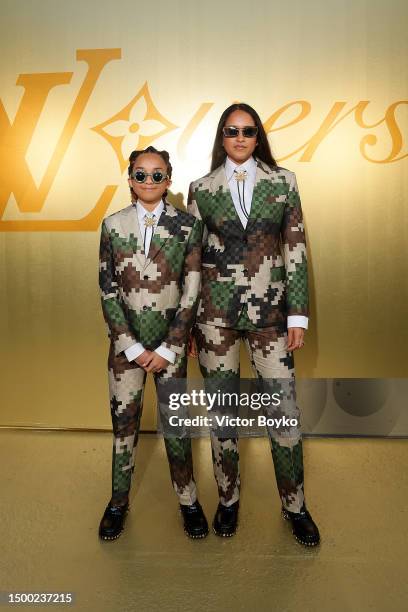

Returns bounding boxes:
[234,169,249,220]
[143,213,156,255]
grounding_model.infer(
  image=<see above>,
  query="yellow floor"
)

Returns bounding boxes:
[1,431,407,612]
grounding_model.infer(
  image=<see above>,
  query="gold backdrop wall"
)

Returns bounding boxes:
[1,0,407,429]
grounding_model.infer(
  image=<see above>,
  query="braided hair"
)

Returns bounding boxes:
[128,146,173,201]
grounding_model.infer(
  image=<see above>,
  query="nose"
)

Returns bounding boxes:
[145,174,154,184]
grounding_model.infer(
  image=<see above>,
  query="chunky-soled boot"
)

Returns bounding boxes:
[179,500,209,539]
[99,501,129,541]
[281,505,320,546]
[213,500,239,537]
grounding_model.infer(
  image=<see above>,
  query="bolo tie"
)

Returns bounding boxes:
[234,169,249,221]
[143,213,156,254]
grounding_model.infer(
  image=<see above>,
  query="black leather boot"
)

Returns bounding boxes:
[179,500,209,539]
[281,505,320,546]
[99,501,129,541]
[213,500,239,537]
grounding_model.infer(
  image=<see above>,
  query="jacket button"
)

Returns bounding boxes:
[143,275,149,280]
[243,236,248,243]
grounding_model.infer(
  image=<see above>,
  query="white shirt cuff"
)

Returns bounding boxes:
[287,315,308,329]
[155,344,176,364]
[124,343,145,362]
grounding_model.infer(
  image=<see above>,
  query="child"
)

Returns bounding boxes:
[98,146,207,540]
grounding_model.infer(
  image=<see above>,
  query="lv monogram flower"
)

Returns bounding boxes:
[91,82,178,172]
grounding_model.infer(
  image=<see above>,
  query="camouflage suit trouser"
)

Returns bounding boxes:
[107,342,197,506]
[195,305,305,513]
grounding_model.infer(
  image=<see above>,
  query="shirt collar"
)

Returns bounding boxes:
[135,199,164,221]
[225,155,257,182]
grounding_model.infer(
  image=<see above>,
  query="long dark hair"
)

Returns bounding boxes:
[128,145,173,201]
[210,103,277,171]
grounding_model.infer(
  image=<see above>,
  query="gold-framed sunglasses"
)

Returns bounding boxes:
[131,170,168,184]
[222,125,258,138]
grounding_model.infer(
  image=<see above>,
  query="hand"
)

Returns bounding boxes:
[143,351,170,373]
[287,327,305,351]
[188,333,198,358]
[134,350,153,369]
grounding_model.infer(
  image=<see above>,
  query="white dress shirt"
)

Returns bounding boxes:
[124,199,176,364]
[224,156,308,330]
[225,155,257,229]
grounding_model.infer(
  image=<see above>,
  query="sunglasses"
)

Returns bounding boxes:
[131,170,168,184]
[222,126,258,138]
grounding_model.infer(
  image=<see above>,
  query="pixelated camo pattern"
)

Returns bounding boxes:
[187,157,308,328]
[99,201,203,356]
[195,308,305,512]
[109,344,197,506]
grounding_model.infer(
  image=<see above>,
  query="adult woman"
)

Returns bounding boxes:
[187,103,320,546]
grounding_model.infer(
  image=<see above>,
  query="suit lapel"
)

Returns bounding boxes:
[209,164,245,233]
[145,201,175,267]
[245,159,275,232]
[118,204,145,268]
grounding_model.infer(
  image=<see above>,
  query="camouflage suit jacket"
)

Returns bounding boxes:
[99,201,203,356]
[187,158,308,328]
